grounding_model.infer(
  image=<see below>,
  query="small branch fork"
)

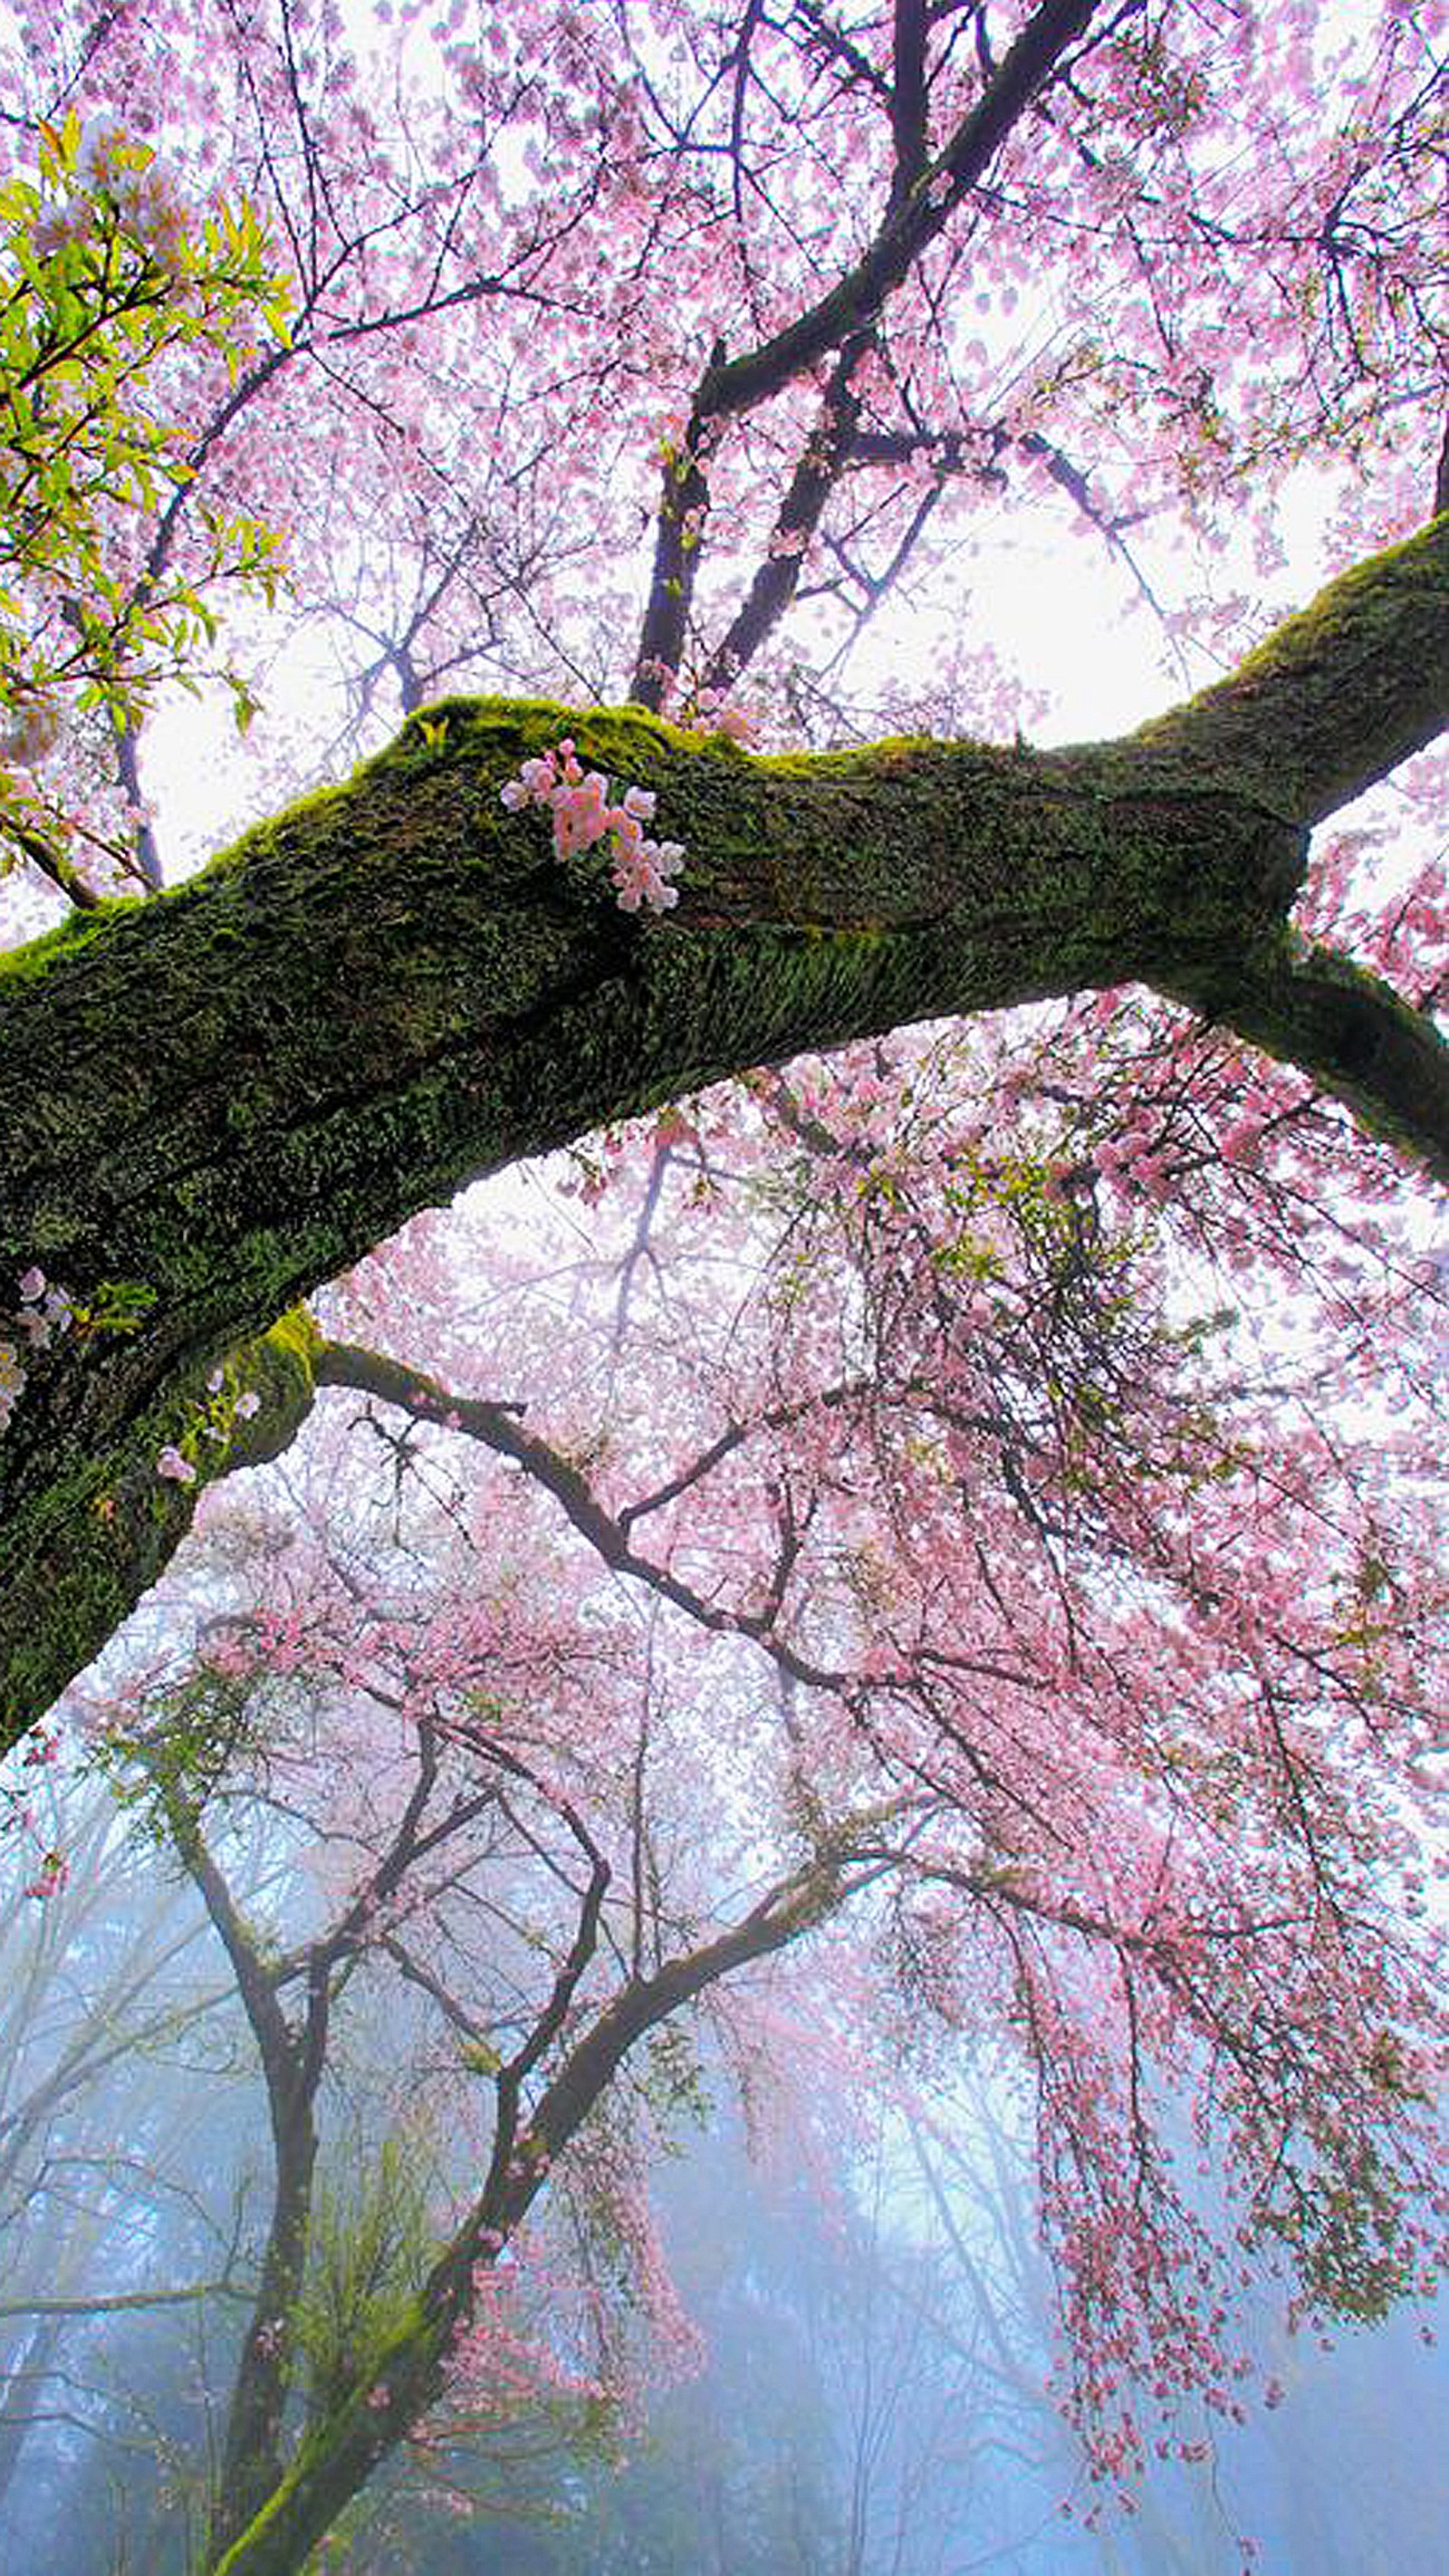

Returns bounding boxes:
[629,0,1102,705]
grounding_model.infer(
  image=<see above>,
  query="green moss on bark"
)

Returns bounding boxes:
[0,1311,320,1739]
[3,525,1446,1736]
[1133,513,1449,823]
[205,2298,447,2576]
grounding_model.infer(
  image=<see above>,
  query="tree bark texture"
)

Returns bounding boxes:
[2,519,1446,1744]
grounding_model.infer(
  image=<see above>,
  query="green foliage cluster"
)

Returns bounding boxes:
[1260,2142,1420,2327]
[293,2138,437,2425]
[93,1657,285,1848]
[0,111,290,890]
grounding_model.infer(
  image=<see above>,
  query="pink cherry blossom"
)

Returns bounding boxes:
[500,744,686,915]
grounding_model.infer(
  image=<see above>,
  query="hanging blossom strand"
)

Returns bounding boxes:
[499,740,685,914]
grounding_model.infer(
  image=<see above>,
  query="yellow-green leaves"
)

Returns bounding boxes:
[0,111,292,896]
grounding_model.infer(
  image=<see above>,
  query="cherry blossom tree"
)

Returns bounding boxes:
[19,988,1428,2569]
[61,1451,916,2574]
[0,5,1444,2560]
[0,0,1444,1719]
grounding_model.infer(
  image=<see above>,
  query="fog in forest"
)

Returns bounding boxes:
[2,1757,1443,2576]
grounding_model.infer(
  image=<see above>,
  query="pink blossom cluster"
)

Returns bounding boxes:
[22,1847,67,1902]
[1,1720,66,1900]
[686,687,756,743]
[0,1267,73,1433]
[157,1370,261,1485]
[499,740,685,915]
[68,114,191,274]
[619,660,758,741]
[24,115,191,275]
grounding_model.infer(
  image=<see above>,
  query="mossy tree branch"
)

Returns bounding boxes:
[1137,514,1449,825]
[1,520,1445,1745]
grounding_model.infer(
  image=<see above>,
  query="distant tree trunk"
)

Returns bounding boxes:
[0,2315,62,2511]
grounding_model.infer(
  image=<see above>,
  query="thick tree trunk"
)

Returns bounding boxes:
[204,2109,321,2567]
[199,2309,452,2576]
[2,520,1446,1744]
